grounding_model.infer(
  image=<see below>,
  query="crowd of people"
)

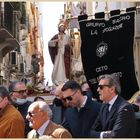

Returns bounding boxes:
[0,73,140,138]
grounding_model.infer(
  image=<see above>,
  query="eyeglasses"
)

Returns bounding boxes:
[27,111,39,117]
[27,111,42,117]
[63,90,77,102]
[97,85,111,90]
[13,89,27,94]
[27,112,34,117]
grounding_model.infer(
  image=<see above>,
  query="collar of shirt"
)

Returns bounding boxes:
[108,95,118,111]
[37,120,50,136]
[77,95,87,111]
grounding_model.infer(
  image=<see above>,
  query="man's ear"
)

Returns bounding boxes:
[110,86,115,92]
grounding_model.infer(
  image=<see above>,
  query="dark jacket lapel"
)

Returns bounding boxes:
[104,96,123,128]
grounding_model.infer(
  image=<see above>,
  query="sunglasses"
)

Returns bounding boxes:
[63,90,77,102]
[27,112,34,117]
[27,111,42,117]
[97,85,111,90]
[13,90,27,94]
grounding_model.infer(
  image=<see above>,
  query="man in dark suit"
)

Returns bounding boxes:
[90,74,136,138]
[61,80,101,138]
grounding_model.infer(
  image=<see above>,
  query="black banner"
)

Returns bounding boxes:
[78,11,139,100]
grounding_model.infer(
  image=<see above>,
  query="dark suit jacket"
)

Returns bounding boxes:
[18,101,32,137]
[90,96,136,138]
[62,97,101,138]
[27,121,72,138]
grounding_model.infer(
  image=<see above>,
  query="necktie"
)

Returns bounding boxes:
[104,103,110,120]
[33,131,39,138]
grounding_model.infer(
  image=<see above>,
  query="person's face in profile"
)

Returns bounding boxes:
[26,106,45,130]
[62,89,79,108]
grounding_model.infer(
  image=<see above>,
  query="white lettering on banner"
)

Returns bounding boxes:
[86,22,105,28]
[91,30,98,35]
[114,72,123,78]
[86,14,131,36]
[89,78,98,84]
[102,23,123,33]
[96,65,108,73]
[112,15,130,24]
